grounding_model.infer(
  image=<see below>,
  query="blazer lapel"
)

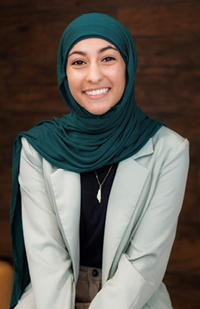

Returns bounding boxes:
[102,139,154,284]
[50,169,81,282]
[49,138,154,285]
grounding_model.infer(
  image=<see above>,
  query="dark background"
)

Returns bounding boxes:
[0,1,199,308]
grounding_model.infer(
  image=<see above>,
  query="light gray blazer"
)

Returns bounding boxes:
[15,126,189,309]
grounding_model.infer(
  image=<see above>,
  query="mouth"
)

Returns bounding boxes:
[84,88,110,96]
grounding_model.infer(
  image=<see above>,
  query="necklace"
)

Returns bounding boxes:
[95,165,113,203]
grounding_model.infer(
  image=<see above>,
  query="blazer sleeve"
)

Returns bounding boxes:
[89,138,189,309]
[18,138,75,309]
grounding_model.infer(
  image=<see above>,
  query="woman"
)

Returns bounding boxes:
[10,13,189,309]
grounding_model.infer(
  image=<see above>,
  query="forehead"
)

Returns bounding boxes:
[69,37,117,52]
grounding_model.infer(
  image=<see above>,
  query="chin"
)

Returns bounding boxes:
[88,108,110,116]
[85,104,114,116]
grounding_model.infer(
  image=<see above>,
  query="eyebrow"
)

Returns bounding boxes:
[68,45,118,58]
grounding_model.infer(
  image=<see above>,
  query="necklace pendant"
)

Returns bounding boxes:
[97,186,102,203]
[95,165,113,204]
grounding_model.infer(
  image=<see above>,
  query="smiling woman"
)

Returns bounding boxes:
[66,38,126,115]
[10,13,189,309]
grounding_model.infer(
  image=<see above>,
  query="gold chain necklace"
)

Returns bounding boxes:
[95,165,113,203]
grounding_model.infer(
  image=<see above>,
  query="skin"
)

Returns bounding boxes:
[66,38,126,115]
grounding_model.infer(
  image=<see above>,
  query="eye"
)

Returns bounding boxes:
[72,60,85,66]
[102,56,115,62]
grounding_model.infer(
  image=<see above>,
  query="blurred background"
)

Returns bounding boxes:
[0,0,199,308]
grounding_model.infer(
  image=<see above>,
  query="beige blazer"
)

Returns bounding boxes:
[15,126,189,309]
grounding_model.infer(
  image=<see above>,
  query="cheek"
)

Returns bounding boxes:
[66,69,79,95]
[114,69,126,95]
[112,61,126,87]
[67,68,84,89]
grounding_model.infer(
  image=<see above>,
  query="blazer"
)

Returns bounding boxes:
[15,126,189,309]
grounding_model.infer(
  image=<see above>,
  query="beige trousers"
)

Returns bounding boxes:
[75,266,102,309]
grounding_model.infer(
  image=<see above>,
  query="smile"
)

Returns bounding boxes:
[84,88,109,96]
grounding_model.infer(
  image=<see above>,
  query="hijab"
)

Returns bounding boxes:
[10,13,165,308]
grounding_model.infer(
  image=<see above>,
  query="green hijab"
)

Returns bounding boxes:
[10,13,164,308]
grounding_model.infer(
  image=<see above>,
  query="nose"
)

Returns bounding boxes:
[85,62,103,83]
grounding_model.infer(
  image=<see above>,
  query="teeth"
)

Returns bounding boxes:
[85,88,109,96]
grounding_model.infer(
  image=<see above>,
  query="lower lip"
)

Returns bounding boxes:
[83,89,110,100]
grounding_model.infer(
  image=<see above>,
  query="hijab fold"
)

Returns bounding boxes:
[10,13,164,308]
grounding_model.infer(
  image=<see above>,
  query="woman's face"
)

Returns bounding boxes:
[66,38,126,115]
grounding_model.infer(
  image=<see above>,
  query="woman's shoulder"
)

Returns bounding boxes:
[132,126,190,171]
[20,137,58,175]
[21,136,55,171]
[151,126,189,153]
[20,137,44,171]
[21,137,42,159]
[138,126,190,166]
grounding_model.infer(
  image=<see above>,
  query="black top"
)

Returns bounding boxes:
[80,163,118,268]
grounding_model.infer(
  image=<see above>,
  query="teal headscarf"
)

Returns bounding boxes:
[10,13,164,308]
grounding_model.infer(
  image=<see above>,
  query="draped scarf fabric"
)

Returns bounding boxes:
[10,13,164,308]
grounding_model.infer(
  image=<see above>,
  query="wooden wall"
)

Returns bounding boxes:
[0,0,199,308]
